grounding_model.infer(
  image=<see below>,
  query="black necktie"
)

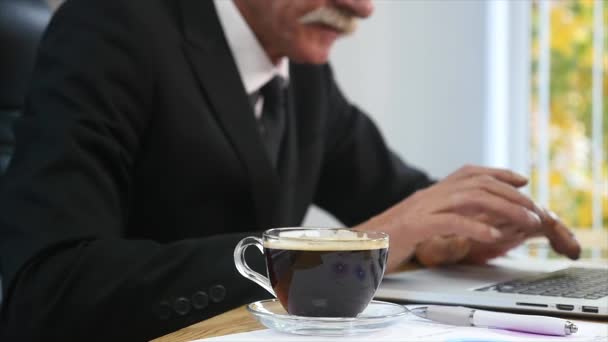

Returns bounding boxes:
[258,76,286,168]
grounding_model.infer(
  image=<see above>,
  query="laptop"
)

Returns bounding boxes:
[375,257,608,318]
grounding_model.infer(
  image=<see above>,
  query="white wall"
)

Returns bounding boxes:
[304,0,489,227]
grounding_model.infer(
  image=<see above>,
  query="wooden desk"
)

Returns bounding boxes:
[152,305,262,342]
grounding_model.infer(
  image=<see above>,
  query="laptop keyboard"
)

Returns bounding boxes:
[476,267,608,299]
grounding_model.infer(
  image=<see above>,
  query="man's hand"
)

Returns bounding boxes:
[415,207,581,267]
[354,165,581,272]
[465,207,580,264]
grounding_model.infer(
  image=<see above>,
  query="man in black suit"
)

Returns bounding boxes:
[0,0,580,340]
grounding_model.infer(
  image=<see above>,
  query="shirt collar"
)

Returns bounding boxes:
[213,0,289,94]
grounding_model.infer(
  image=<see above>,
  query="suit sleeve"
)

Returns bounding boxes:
[314,65,435,227]
[0,1,268,341]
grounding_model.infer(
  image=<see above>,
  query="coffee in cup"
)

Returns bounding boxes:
[234,228,389,317]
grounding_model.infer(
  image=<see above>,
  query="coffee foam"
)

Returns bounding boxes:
[263,230,388,251]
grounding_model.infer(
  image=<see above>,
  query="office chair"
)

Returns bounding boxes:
[0,0,53,305]
[0,0,52,173]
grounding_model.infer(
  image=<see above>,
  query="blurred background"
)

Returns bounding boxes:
[305,0,607,262]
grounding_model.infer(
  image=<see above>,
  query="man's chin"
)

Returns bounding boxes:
[289,47,332,65]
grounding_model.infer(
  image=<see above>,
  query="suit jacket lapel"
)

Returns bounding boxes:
[178,0,279,228]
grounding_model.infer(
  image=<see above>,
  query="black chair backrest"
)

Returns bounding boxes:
[0,0,52,174]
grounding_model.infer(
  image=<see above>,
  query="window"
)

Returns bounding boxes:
[487,0,606,260]
[529,0,607,259]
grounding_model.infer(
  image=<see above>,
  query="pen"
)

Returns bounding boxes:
[409,305,578,336]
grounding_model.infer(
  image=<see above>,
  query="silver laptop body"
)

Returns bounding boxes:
[376,258,608,318]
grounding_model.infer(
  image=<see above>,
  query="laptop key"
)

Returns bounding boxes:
[521,289,546,295]
[585,295,603,299]
[563,293,586,298]
[496,285,517,293]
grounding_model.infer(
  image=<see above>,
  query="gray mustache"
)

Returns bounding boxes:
[298,7,357,34]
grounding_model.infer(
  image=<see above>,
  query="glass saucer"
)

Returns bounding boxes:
[246,299,408,336]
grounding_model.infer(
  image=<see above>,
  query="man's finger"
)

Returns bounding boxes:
[468,175,536,212]
[465,232,527,264]
[446,165,528,187]
[541,209,581,260]
[446,190,542,234]
[415,236,471,267]
[419,213,502,243]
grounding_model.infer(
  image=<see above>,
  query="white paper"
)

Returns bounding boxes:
[192,310,608,342]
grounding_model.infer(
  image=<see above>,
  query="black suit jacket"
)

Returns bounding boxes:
[0,0,433,340]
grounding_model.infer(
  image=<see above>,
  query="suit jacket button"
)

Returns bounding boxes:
[192,291,209,310]
[174,297,191,316]
[209,285,226,303]
[157,301,172,320]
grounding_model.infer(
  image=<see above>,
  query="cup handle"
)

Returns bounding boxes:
[234,236,276,297]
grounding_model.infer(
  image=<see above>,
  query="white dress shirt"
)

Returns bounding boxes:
[213,0,289,118]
